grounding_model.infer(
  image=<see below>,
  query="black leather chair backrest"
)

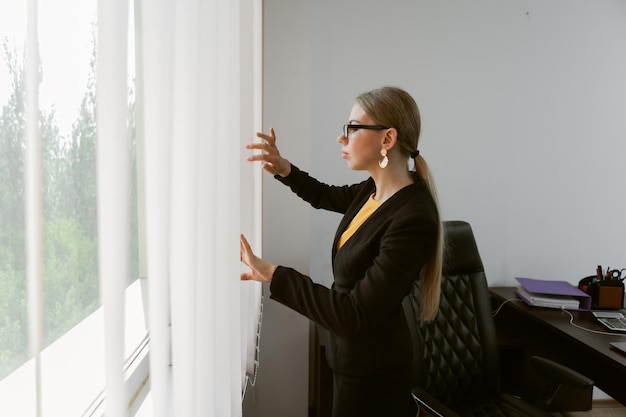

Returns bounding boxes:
[404,220,501,407]
[442,220,484,276]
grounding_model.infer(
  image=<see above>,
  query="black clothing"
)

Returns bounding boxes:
[270,165,438,416]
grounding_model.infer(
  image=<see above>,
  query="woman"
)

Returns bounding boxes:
[240,86,443,417]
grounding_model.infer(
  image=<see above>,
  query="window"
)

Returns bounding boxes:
[0,1,146,415]
[1,1,262,415]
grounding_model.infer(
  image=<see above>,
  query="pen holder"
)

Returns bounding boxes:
[578,276,624,309]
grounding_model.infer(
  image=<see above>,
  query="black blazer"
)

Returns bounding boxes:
[270,165,438,376]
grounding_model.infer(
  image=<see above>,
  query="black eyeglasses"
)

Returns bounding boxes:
[342,124,389,139]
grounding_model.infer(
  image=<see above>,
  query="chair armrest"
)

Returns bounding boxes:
[527,356,594,412]
[529,356,593,388]
[411,388,459,417]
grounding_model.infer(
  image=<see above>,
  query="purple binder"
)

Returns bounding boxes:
[515,277,592,311]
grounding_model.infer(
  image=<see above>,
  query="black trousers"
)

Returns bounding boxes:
[331,369,411,417]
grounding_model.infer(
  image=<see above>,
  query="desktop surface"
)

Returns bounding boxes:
[490,286,626,406]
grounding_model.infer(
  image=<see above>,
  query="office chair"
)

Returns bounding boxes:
[403,220,594,417]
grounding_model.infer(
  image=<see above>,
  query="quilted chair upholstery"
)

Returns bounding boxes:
[403,221,592,417]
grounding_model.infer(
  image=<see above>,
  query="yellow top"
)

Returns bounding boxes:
[337,194,383,250]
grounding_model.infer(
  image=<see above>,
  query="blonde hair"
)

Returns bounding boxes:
[355,86,443,321]
[414,156,443,321]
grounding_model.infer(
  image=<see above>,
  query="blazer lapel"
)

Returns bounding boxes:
[331,181,375,260]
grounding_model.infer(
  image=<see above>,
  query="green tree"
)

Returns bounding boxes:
[0,40,27,380]
[0,40,25,269]
[42,31,100,346]
[44,217,98,342]
[0,25,137,381]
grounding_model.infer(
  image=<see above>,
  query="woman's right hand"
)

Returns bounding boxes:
[240,234,276,283]
[246,127,291,177]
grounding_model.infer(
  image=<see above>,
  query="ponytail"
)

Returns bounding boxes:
[414,155,443,321]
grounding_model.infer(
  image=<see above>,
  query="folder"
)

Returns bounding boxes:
[515,277,592,311]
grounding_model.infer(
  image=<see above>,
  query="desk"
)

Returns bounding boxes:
[490,287,626,406]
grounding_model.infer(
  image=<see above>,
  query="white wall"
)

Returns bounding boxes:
[310,0,626,287]
[245,1,626,416]
[242,1,312,416]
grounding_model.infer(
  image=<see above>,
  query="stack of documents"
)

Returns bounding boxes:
[515,277,592,311]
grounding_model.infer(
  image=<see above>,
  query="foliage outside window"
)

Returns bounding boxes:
[0,11,138,382]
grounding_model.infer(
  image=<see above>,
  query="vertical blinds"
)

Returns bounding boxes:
[96,0,131,416]
[25,1,43,416]
[22,0,263,415]
[139,0,262,414]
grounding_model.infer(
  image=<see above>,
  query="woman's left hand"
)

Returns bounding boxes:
[240,234,277,283]
[246,128,291,177]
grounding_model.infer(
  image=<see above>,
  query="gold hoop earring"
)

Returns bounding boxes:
[379,149,388,169]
